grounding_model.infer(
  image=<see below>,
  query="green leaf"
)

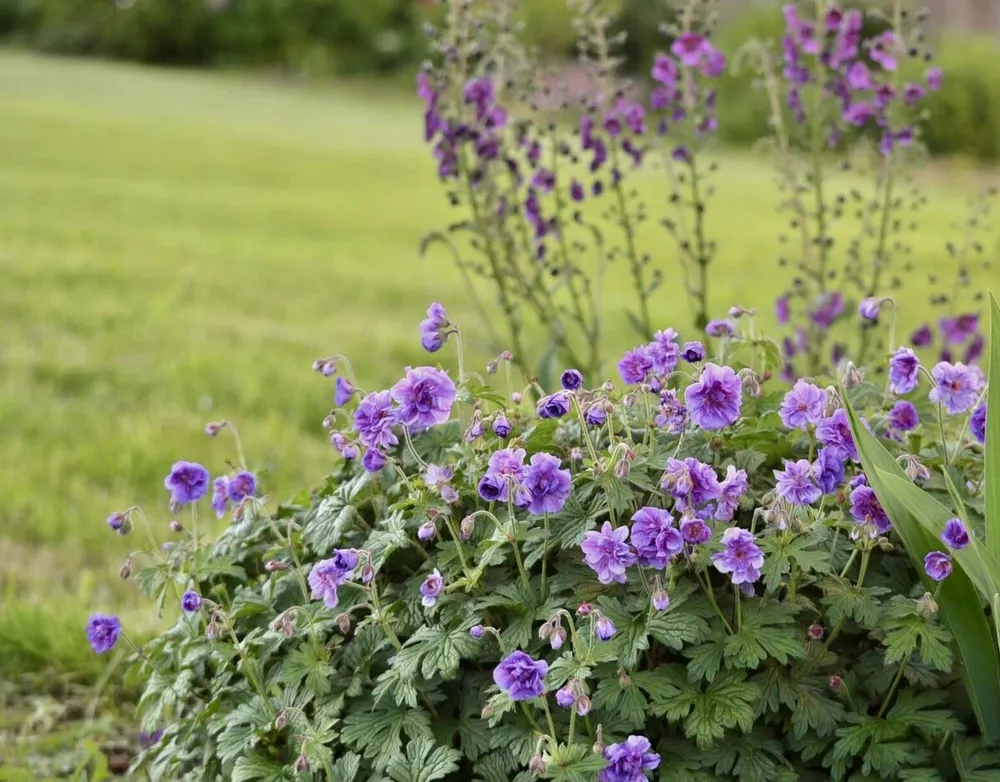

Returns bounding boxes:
[385,736,461,782]
[843,398,1000,743]
[341,701,433,771]
[986,292,1000,563]
[544,743,608,781]
[231,751,289,782]
[592,673,647,729]
[330,753,363,782]
[304,473,372,554]
[276,645,333,696]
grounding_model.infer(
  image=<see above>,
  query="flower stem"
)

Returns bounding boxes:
[520,702,543,735]
[540,696,558,741]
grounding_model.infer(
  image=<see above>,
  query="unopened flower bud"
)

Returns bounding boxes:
[282,620,295,639]
[322,415,335,430]
[265,559,289,572]
[614,456,631,480]
[538,621,553,641]
[336,613,352,634]
[417,521,437,541]
[729,305,749,318]
[903,455,931,481]
[206,622,219,640]
[576,602,592,617]
[549,626,567,650]
[294,753,310,773]
[569,447,584,462]
[651,590,670,611]
[161,541,173,552]
[275,709,288,731]
[169,519,183,533]
[841,361,863,389]
[204,421,222,436]
[107,511,128,534]
[311,359,324,372]
[511,391,523,404]
[321,361,337,377]
[917,591,938,620]
[592,725,605,755]
[828,675,843,692]
[576,695,591,716]
[824,389,841,417]
[602,381,614,393]
[470,624,484,639]
[486,359,499,375]
[528,754,547,774]
[618,669,631,688]
[807,623,824,641]
[740,369,762,398]
[361,564,375,584]
[460,515,475,540]
[500,350,513,361]
[119,558,132,580]
[481,702,495,719]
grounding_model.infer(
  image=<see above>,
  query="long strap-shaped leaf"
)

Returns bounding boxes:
[986,293,1000,562]
[844,399,1000,743]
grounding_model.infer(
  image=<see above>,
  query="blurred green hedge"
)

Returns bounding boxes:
[0,0,997,159]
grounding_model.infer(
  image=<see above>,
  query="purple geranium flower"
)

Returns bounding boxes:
[421,569,444,607]
[164,461,210,506]
[705,319,734,337]
[779,380,826,431]
[648,329,679,375]
[774,459,822,506]
[858,297,883,319]
[888,400,919,432]
[810,291,844,328]
[930,361,983,415]
[228,471,256,503]
[581,521,637,584]
[630,507,683,569]
[927,66,943,91]
[816,408,857,460]
[655,389,688,433]
[523,453,572,515]
[924,551,952,582]
[815,447,845,494]
[600,735,661,782]
[362,448,387,473]
[420,302,451,353]
[181,590,202,613]
[680,516,712,545]
[595,614,617,641]
[714,465,747,521]
[479,447,528,504]
[561,368,584,391]
[493,651,548,701]
[556,685,575,708]
[662,457,721,511]
[775,294,790,324]
[971,403,987,445]
[888,348,920,394]
[850,486,891,534]
[911,323,933,347]
[941,518,970,550]
[652,53,677,86]
[537,391,571,419]
[712,528,764,585]
[618,347,654,385]
[334,377,356,406]
[685,363,742,430]
[585,404,607,427]
[424,463,453,491]
[211,476,230,518]
[392,366,457,431]
[139,728,164,749]
[308,550,359,608]
[354,390,399,450]
[681,341,705,362]
[492,413,511,438]
[86,613,122,654]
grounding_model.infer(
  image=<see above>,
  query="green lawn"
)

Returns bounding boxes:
[0,48,995,696]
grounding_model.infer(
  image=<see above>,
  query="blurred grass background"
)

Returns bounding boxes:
[1,0,999,774]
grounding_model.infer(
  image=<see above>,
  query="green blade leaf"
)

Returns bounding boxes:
[986,292,1000,561]
[843,398,1000,743]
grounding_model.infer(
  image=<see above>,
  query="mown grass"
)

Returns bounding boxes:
[0,49,996,697]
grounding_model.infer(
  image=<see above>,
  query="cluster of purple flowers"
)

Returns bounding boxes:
[910,314,983,365]
[617,328,680,386]
[308,549,360,609]
[211,470,257,518]
[477,448,571,515]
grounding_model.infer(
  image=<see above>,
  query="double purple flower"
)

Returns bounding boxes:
[392,366,457,431]
[581,521,637,584]
[630,507,683,570]
[493,651,547,701]
[685,363,743,430]
[712,528,764,585]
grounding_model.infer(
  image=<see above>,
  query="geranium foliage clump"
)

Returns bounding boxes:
[93,296,1000,780]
